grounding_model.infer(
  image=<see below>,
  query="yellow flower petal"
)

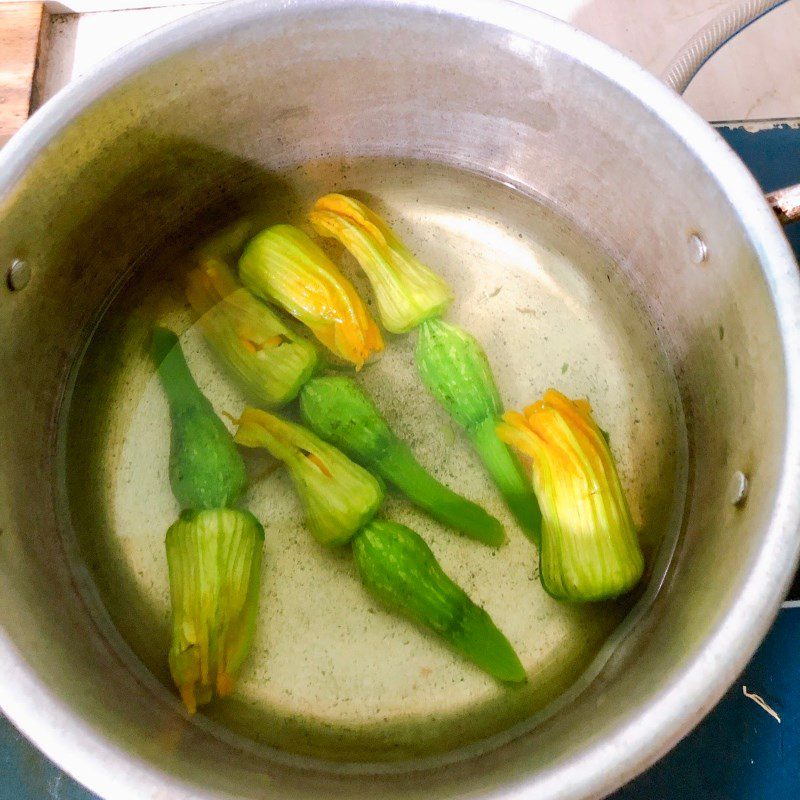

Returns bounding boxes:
[498,390,644,601]
[238,224,383,369]
[186,259,318,407]
[234,408,384,546]
[166,509,264,712]
[310,194,452,333]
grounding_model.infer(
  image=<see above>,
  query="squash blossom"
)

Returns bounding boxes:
[234,407,384,546]
[166,508,264,714]
[309,193,452,333]
[186,259,317,408]
[152,329,264,712]
[238,224,383,369]
[497,390,644,602]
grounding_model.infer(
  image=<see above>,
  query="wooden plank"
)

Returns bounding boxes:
[0,3,44,146]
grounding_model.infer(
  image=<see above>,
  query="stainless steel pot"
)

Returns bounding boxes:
[2,1,800,798]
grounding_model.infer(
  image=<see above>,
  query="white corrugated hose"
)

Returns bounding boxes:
[662,0,792,94]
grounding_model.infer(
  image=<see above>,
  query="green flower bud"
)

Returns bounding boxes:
[187,259,317,408]
[151,327,247,509]
[353,520,525,682]
[166,508,264,712]
[415,318,540,540]
[234,408,383,545]
[300,376,504,545]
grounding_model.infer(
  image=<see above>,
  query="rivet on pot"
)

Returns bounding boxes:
[688,233,708,264]
[6,259,31,291]
[728,471,749,506]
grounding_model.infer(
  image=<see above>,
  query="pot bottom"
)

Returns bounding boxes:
[60,156,687,762]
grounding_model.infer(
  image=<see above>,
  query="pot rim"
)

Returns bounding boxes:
[1,1,799,799]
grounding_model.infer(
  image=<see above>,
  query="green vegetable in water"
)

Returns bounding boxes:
[186,259,318,408]
[352,519,526,683]
[414,318,541,541]
[238,224,383,369]
[234,407,384,546]
[299,376,504,546]
[498,390,644,601]
[309,193,452,333]
[151,327,247,509]
[166,507,264,713]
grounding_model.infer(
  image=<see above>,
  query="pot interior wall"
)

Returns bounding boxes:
[0,3,790,799]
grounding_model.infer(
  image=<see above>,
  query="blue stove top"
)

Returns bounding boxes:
[2,121,799,800]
